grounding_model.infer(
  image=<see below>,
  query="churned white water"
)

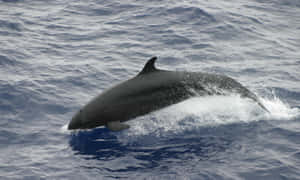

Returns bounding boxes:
[122,94,299,138]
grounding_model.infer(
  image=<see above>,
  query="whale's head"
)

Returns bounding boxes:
[68,109,84,130]
[68,106,107,130]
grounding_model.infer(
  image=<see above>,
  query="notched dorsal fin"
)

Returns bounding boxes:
[138,57,158,75]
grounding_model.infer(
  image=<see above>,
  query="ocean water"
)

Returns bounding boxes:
[1,0,300,179]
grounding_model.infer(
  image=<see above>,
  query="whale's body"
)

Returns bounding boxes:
[68,57,268,131]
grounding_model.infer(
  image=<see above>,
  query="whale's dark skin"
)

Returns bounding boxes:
[68,57,269,131]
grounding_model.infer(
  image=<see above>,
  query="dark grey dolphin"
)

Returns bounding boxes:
[68,57,269,131]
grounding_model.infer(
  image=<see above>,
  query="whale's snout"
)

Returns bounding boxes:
[68,110,82,130]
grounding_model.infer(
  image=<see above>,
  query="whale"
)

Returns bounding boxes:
[68,57,269,131]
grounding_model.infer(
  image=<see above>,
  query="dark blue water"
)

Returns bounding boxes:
[1,0,300,179]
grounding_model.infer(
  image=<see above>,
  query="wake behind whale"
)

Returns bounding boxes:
[68,57,269,131]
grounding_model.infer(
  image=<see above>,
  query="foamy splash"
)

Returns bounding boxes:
[122,95,299,137]
[261,96,299,120]
[60,124,69,133]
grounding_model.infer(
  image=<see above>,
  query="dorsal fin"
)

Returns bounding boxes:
[138,57,158,75]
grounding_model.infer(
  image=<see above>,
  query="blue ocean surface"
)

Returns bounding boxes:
[1,0,300,179]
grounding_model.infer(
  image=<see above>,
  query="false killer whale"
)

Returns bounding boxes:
[68,57,269,131]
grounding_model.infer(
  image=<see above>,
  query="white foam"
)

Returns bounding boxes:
[123,95,299,137]
[60,124,69,133]
[261,96,300,120]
